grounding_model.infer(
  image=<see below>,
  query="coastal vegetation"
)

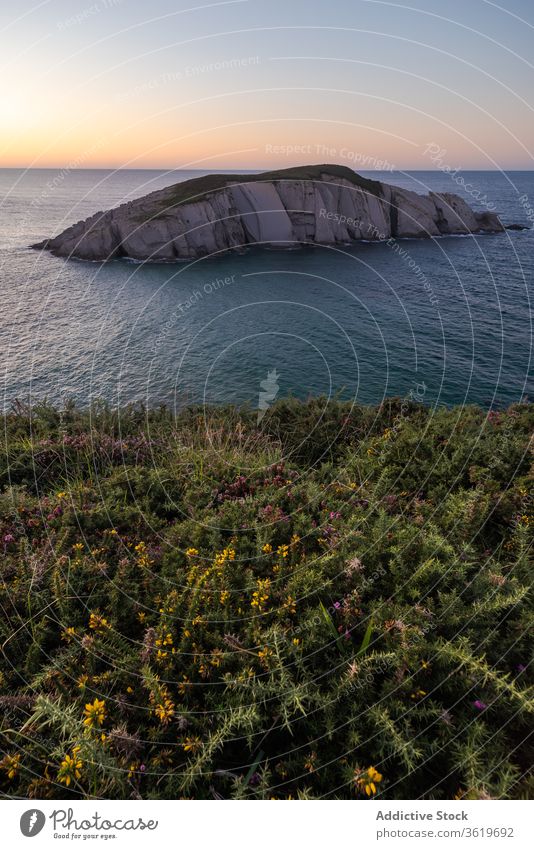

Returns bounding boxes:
[0,398,532,799]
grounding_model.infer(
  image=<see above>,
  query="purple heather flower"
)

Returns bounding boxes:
[3,534,15,544]
[473,700,487,711]
[139,764,146,772]
[333,601,341,610]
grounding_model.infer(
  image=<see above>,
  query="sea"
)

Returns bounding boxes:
[0,168,532,412]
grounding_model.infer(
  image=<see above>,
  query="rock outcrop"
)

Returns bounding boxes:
[32,164,504,261]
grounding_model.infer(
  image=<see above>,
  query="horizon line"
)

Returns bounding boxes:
[1,165,534,172]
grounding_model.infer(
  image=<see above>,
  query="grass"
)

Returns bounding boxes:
[0,397,532,799]
[134,163,383,221]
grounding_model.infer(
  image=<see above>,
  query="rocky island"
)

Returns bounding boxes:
[32,164,504,261]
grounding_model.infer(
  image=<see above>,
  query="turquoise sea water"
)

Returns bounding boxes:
[0,168,532,411]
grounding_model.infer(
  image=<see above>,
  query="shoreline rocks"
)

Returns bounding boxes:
[32,164,505,262]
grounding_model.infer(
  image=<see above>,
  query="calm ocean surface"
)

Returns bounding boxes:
[0,168,532,411]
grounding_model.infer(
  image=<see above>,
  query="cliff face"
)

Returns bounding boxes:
[32,164,504,261]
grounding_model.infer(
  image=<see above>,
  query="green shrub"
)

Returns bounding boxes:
[0,399,532,799]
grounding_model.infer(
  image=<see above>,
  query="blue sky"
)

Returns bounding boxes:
[1,0,533,168]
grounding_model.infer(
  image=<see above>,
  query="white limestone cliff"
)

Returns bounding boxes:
[32,164,504,261]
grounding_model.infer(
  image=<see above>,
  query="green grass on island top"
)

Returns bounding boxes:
[134,163,383,219]
[0,397,532,799]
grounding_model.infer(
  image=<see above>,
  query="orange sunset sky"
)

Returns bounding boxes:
[1,0,533,171]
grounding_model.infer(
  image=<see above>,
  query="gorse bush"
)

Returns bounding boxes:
[0,398,532,800]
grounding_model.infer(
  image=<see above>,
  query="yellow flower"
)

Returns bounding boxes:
[154,698,175,724]
[58,747,83,787]
[134,540,152,567]
[83,698,106,727]
[182,736,202,753]
[56,491,67,499]
[77,674,89,689]
[262,543,273,554]
[62,626,76,642]
[277,544,289,559]
[292,637,301,646]
[410,689,427,700]
[284,595,297,615]
[355,765,383,796]
[251,578,271,611]
[214,547,235,567]
[89,612,110,632]
[1,753,21,780]
[197,661,209,678]
[186,547,199,557]
[155,632,173,647]
[178,676,190,695]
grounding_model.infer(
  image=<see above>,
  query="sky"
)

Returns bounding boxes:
[1,0,533,170]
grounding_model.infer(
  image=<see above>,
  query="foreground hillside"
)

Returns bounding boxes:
[0,398,532,800]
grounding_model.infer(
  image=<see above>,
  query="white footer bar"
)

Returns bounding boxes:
[4,799,532,848]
